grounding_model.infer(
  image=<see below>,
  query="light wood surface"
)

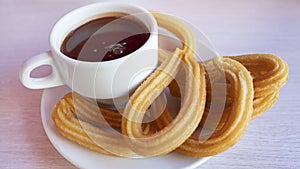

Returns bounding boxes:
[1,0,299,168]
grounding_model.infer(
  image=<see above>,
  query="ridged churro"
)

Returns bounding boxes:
[52,93,135,157]
[176,57,254,157]
[228,54,288,117]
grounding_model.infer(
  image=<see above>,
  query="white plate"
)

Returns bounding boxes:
[41,86,210,169]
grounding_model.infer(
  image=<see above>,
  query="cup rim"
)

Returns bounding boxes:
[49,2,158,65]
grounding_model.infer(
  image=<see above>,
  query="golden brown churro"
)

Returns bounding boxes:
[120,12,206,157]
[227,54,288,117]
[176,57,254,157]
[52,11,288,158]
[52,93,135,157]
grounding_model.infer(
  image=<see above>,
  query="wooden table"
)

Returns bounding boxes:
[1,0,299,168]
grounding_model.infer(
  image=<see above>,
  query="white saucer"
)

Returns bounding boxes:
[41,86,210,169]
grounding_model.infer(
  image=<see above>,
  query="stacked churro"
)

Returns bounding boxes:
[52,12,288,158]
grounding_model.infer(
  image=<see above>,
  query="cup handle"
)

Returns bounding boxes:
[19,51,64,89]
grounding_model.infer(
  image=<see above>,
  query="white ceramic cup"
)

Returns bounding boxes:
[19,2,158,101]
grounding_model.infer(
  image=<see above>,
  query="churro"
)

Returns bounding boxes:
[156,57,254,157]
[52,93,136,157]
[228,54,288,117]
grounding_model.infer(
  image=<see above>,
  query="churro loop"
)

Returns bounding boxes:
[227,54,288,117]
[176,57,254,157]
[121,49,206,156]
[52,93,134,157]
[121,12,206,157]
